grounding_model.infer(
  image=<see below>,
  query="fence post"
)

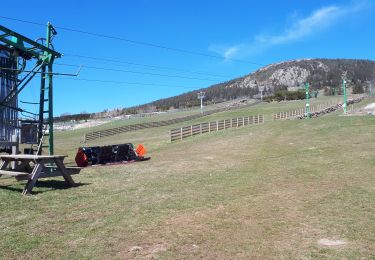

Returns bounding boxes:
[200,123,202,134]
[190,125,193,136]
[209,122,211,132]
[180,128,183,140]
[11,134,19,169]
[216,120,219,131]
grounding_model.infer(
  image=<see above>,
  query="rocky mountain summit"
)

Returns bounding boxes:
[226,58,374,92]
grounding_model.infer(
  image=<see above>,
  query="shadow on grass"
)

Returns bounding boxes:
[0,180,90,195]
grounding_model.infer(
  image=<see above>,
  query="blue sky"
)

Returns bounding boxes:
[1,0,374,115]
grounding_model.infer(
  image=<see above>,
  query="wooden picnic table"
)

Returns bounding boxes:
[0,154,80,195]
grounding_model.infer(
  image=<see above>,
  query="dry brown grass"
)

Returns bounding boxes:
[1,97,374,259]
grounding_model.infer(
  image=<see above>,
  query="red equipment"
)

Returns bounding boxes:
[75,143,150,167]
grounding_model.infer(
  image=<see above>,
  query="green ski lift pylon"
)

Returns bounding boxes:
[0,23,61,155]
[305,82,310,117]
[342,79,347,114]
[38,22,56,155]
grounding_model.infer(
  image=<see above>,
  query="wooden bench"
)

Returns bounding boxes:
[0,154,81,195]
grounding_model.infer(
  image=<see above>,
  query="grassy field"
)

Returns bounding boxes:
[57,98,259,134]
[1,96,374,259]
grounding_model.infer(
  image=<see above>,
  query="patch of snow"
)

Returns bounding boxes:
[364,102,375,110]
[54,119,111,131]
[318,239,346,247]
[128,246,143,252]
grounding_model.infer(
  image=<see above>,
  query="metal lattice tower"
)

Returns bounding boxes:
[0,23,61,155]
[0,49,18,150]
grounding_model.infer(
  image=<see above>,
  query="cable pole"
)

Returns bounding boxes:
[342,79,347,114]
[197,91,205,114]
[305,82,310,117]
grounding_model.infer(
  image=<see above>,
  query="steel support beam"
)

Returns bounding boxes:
[0,24,61,59]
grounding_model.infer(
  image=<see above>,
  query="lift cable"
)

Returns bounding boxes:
[0,15,265,66]
[20,100,39,105]
[20,112,37,120]
[54,77,201,90]
[61,53,235,78]
[0,66,81,77]
[0,102,38,116]
[53,63,223,82]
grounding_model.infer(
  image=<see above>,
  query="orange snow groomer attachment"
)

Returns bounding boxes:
[136,144,146,157]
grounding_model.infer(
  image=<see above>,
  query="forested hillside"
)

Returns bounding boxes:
[55,59,375,119]
[126,59,375,112]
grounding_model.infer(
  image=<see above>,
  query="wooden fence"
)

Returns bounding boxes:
[84,101,261,142]
[272,95,365,120]
[170,114,264,142]
[272,100,341,120]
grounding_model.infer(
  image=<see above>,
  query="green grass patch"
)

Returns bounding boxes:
[1,96,374,259]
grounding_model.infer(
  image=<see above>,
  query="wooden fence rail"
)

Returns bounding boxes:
[84,101,261,142]
[272,95,366,120]
[170,114,264,142]
[272,99,342,120]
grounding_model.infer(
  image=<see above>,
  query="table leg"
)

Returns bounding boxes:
[54,159,75,186]
[0,159,10,178]
[0,159,10,169]
[22,163,43,195]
